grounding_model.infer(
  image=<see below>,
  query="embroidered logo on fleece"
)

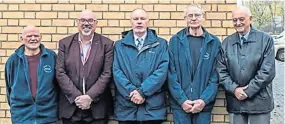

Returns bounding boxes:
[43,65,52,73]
[203,52,210,60]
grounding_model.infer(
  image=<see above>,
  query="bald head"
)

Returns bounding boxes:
[20,25,42,52]
[130,8,148,19]
[78,10,96,20]
[232,6,252,17]
[22,25,40,36]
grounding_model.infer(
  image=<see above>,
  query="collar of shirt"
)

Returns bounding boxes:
[134,31,147,46]
[78,33,94,45]
[239,27,250,41]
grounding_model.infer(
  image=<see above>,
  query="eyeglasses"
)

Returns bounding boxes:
[232,17,246,23]
[184,13,203,19]
[77,18,98,24]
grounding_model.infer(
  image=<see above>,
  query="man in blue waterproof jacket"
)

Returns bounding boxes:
[113,8,169,124]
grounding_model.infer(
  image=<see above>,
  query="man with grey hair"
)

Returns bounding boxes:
[217,6,275,124]
[168,4,221,124]
[56,10,114,124]
[113,8,169,124]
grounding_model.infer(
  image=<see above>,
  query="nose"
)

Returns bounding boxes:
[31,35,36,40]
[191,16,197,20]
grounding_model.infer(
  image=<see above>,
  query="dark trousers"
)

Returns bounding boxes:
[118,120,163,124]
[61,108,108,124]
[229,113,271,124]
[62,118,108,124]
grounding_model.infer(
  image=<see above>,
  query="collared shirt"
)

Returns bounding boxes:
[134,31,147,49]
[78,34,94,61]
[239,27,250,45]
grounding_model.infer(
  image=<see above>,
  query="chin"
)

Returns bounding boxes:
[81,30,93,36]
[189,25,201,28]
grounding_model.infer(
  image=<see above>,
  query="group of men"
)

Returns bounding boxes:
[5,4,275,124]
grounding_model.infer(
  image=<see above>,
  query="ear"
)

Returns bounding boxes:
[19,36,23,41]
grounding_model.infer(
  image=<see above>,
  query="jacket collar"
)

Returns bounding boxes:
[176,27,214,44]
[15,44,49,58]
[121,28,158,47]
[232,25,258,45]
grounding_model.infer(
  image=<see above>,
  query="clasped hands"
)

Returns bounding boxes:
[234,85,248,101]
[75,95,93,110]
[181,99,206,114]
[129,90,145,104]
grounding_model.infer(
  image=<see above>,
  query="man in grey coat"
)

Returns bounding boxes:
[217,6,275,124]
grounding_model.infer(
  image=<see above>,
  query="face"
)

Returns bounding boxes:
[77,11,97,37]
[232,9,251,34]
[130,9,149,36]
[21,27,41,51]
[184,6,205,28]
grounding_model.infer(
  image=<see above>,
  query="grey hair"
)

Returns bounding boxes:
[184,3,205,16]
[238,6,252,16]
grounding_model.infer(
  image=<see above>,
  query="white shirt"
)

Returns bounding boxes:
[134,31,147,50]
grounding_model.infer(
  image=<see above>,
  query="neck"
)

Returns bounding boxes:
[80,34,93,44]
[24,47,40,56]
[135,32,146,37]
[189,27,203,36]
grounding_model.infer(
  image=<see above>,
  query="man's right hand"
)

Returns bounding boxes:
[181,100,194,113]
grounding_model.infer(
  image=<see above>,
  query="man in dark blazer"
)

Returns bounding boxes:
[55,10,114,124]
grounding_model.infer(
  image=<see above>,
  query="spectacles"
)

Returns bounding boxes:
[232,17,246,23]
[184,13,203,19]
[77,18,98,24]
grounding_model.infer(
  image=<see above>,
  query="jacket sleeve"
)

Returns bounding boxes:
[55,40,82,104]
[86,41,114,102]
[5,59,12,106]
[200,43,220,105]
[137,41,169,97]
[244,37,276,98]
[113,43,137,99]
[167,37,188,105]
[216,45,239,95]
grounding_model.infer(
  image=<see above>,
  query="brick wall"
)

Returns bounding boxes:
[0,0,237,124]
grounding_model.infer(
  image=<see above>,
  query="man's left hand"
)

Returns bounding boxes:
[190,99,206,113]
[75,95,93,110]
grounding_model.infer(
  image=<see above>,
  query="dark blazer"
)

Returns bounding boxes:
[55,32,114,119]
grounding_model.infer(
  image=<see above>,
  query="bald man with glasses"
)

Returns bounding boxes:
[56,10,114,124]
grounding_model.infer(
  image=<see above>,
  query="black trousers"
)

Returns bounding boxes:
[118,120,163,124]
[62,118,108,124]
[61,108,108,124]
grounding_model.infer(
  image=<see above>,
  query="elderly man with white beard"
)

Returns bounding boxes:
[56,10,114,124]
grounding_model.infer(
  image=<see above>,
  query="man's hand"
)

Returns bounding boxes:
[75,95,93,110]
[234,85,248,100]
[190,99,206,113]
[181,100,194,113]
[129,90,145,104]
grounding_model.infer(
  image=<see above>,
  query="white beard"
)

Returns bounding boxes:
[81,30,92,36]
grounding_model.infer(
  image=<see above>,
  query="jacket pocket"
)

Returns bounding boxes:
[146,92,165,110]
[257,88,268,99]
